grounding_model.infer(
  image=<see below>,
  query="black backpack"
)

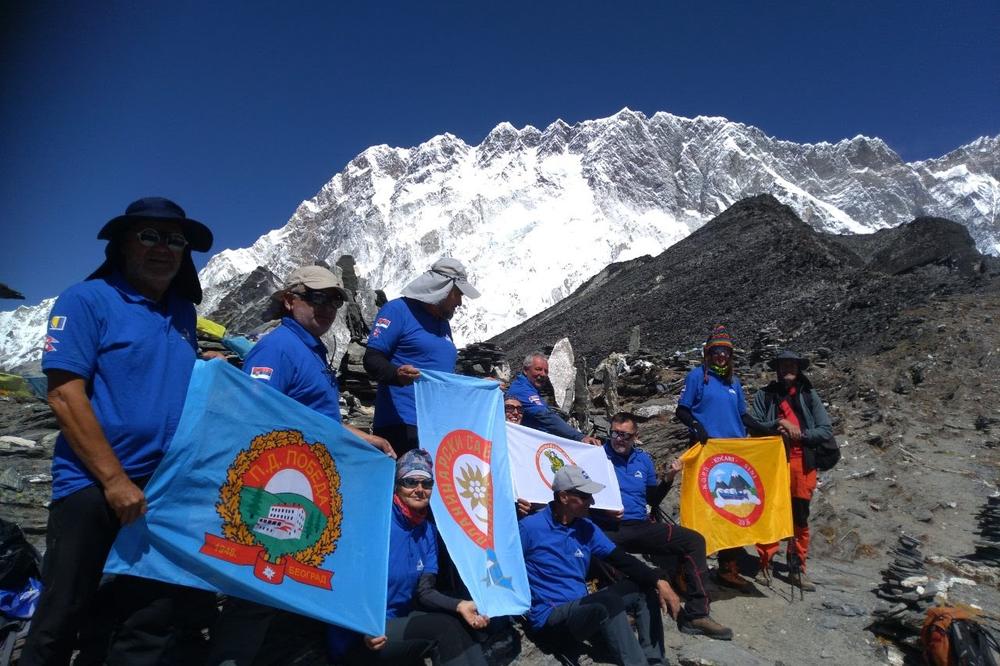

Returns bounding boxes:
[814,436,841,472]
[0,518,41,591]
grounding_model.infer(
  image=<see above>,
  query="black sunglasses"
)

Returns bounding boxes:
[504,405,523,413]
[293,289,345,308]
[398,477,434,490]
[136,228,188,251]
[610,430,636,440]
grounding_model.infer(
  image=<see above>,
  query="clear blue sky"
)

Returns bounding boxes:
[3,1,998,306]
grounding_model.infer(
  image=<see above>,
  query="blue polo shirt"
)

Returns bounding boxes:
[678,367,747,438]
[507,373,585,441]
[604,443,657,521]
[519,504,616,629]
[242,317,342,422]
[41,273,198,500]
[366,297,456,428]
[326,501,438,659]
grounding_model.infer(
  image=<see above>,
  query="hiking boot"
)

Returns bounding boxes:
[794,573,817,591]
[679,616,734,641]
[715,566,754,593]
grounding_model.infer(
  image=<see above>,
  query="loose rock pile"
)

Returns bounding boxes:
[869,535,935,648]
[973,495,1000,568]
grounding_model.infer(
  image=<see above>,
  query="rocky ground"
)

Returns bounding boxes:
[3,196,999,664]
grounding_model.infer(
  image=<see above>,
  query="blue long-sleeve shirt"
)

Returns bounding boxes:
[507,373,585,441]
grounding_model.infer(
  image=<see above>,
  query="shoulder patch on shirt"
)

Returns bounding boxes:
[44,335,59,352]
[49,316,67,331]
[250,367,273,380]
[529,395,543,405]
[376,317,391,329]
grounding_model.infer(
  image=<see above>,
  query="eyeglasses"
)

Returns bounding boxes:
[504,405,522,413]
[610,430,636,440]
[398,477,434,490]
[292,290,345,308]
[136,228,188,251]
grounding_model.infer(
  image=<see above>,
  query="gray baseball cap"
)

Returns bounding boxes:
[552,465,605,495]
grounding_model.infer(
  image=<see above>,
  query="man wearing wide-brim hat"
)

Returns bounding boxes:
[362,257,481,456]
[23,197,215,665]
[750,349,834,591]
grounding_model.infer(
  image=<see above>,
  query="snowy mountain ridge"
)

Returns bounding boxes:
[3,109,998,371]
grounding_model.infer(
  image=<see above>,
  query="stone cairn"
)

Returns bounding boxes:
[870,534,935,646]
[972,495,1000,568]
[455,343,510,382]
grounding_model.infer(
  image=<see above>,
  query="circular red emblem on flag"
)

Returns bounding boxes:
[697,453,765,527]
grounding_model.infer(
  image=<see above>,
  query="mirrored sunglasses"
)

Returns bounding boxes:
[610,430,636,440]
[136,228,188,251]
[398,477,434,490]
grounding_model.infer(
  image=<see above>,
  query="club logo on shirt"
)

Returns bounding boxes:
[416,558,424,572]
[573,548,585,558]
[376,318,391,329]
[200,429,342,589]
[44,335,59,352]
[533,443,577,489]
[697,453,765,528]
[49,316,67,331]
[250,367,273,381]
[634,470,643,479]
[728,388,737,395]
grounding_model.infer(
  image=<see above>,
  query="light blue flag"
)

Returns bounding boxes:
[105,360,395,636]
[414,370,530,617]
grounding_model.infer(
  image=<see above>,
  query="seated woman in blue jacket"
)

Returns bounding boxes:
[326,449,488,666]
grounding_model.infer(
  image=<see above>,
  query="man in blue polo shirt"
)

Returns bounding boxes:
[363,257,480,455]
[208,264,393,665]
[22,197,214,666]
[519,466,681,666]
[595,413,732,640]
[507,352,601,445]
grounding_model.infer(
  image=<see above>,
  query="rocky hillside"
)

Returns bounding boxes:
[3,195,998,665]
[491,195,999,363]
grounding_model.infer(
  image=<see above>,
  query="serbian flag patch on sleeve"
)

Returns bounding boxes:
[250,367,273,380]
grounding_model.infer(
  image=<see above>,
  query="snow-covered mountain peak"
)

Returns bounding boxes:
[2,111,997,372]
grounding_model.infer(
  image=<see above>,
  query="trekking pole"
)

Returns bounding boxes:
[787,549,804,602]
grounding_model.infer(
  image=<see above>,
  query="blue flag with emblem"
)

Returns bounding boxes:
[104,359,395,636]
[414,370,530,617]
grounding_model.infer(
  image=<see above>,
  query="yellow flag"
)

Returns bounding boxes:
[678,436,792,555]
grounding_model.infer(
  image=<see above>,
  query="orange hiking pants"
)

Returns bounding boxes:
[757,452,816,571]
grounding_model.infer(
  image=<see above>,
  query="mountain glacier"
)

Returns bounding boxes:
[3,109,998,371]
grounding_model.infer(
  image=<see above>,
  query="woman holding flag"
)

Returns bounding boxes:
[675,325,768,592]
[326,449,489,665]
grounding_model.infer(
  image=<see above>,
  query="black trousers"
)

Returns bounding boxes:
[20,482,213,666]
[603,520,711,619]
[373,423,420,457]
[341,611,486,666]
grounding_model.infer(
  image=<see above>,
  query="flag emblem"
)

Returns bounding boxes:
[49,316,67,330]
[697,453,764,528]
[200,429,342,589]
[533,442,576,489]
[44,335,59,352]
[435,429,512,589]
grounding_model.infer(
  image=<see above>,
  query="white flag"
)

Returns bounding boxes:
[506,422,623,511]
